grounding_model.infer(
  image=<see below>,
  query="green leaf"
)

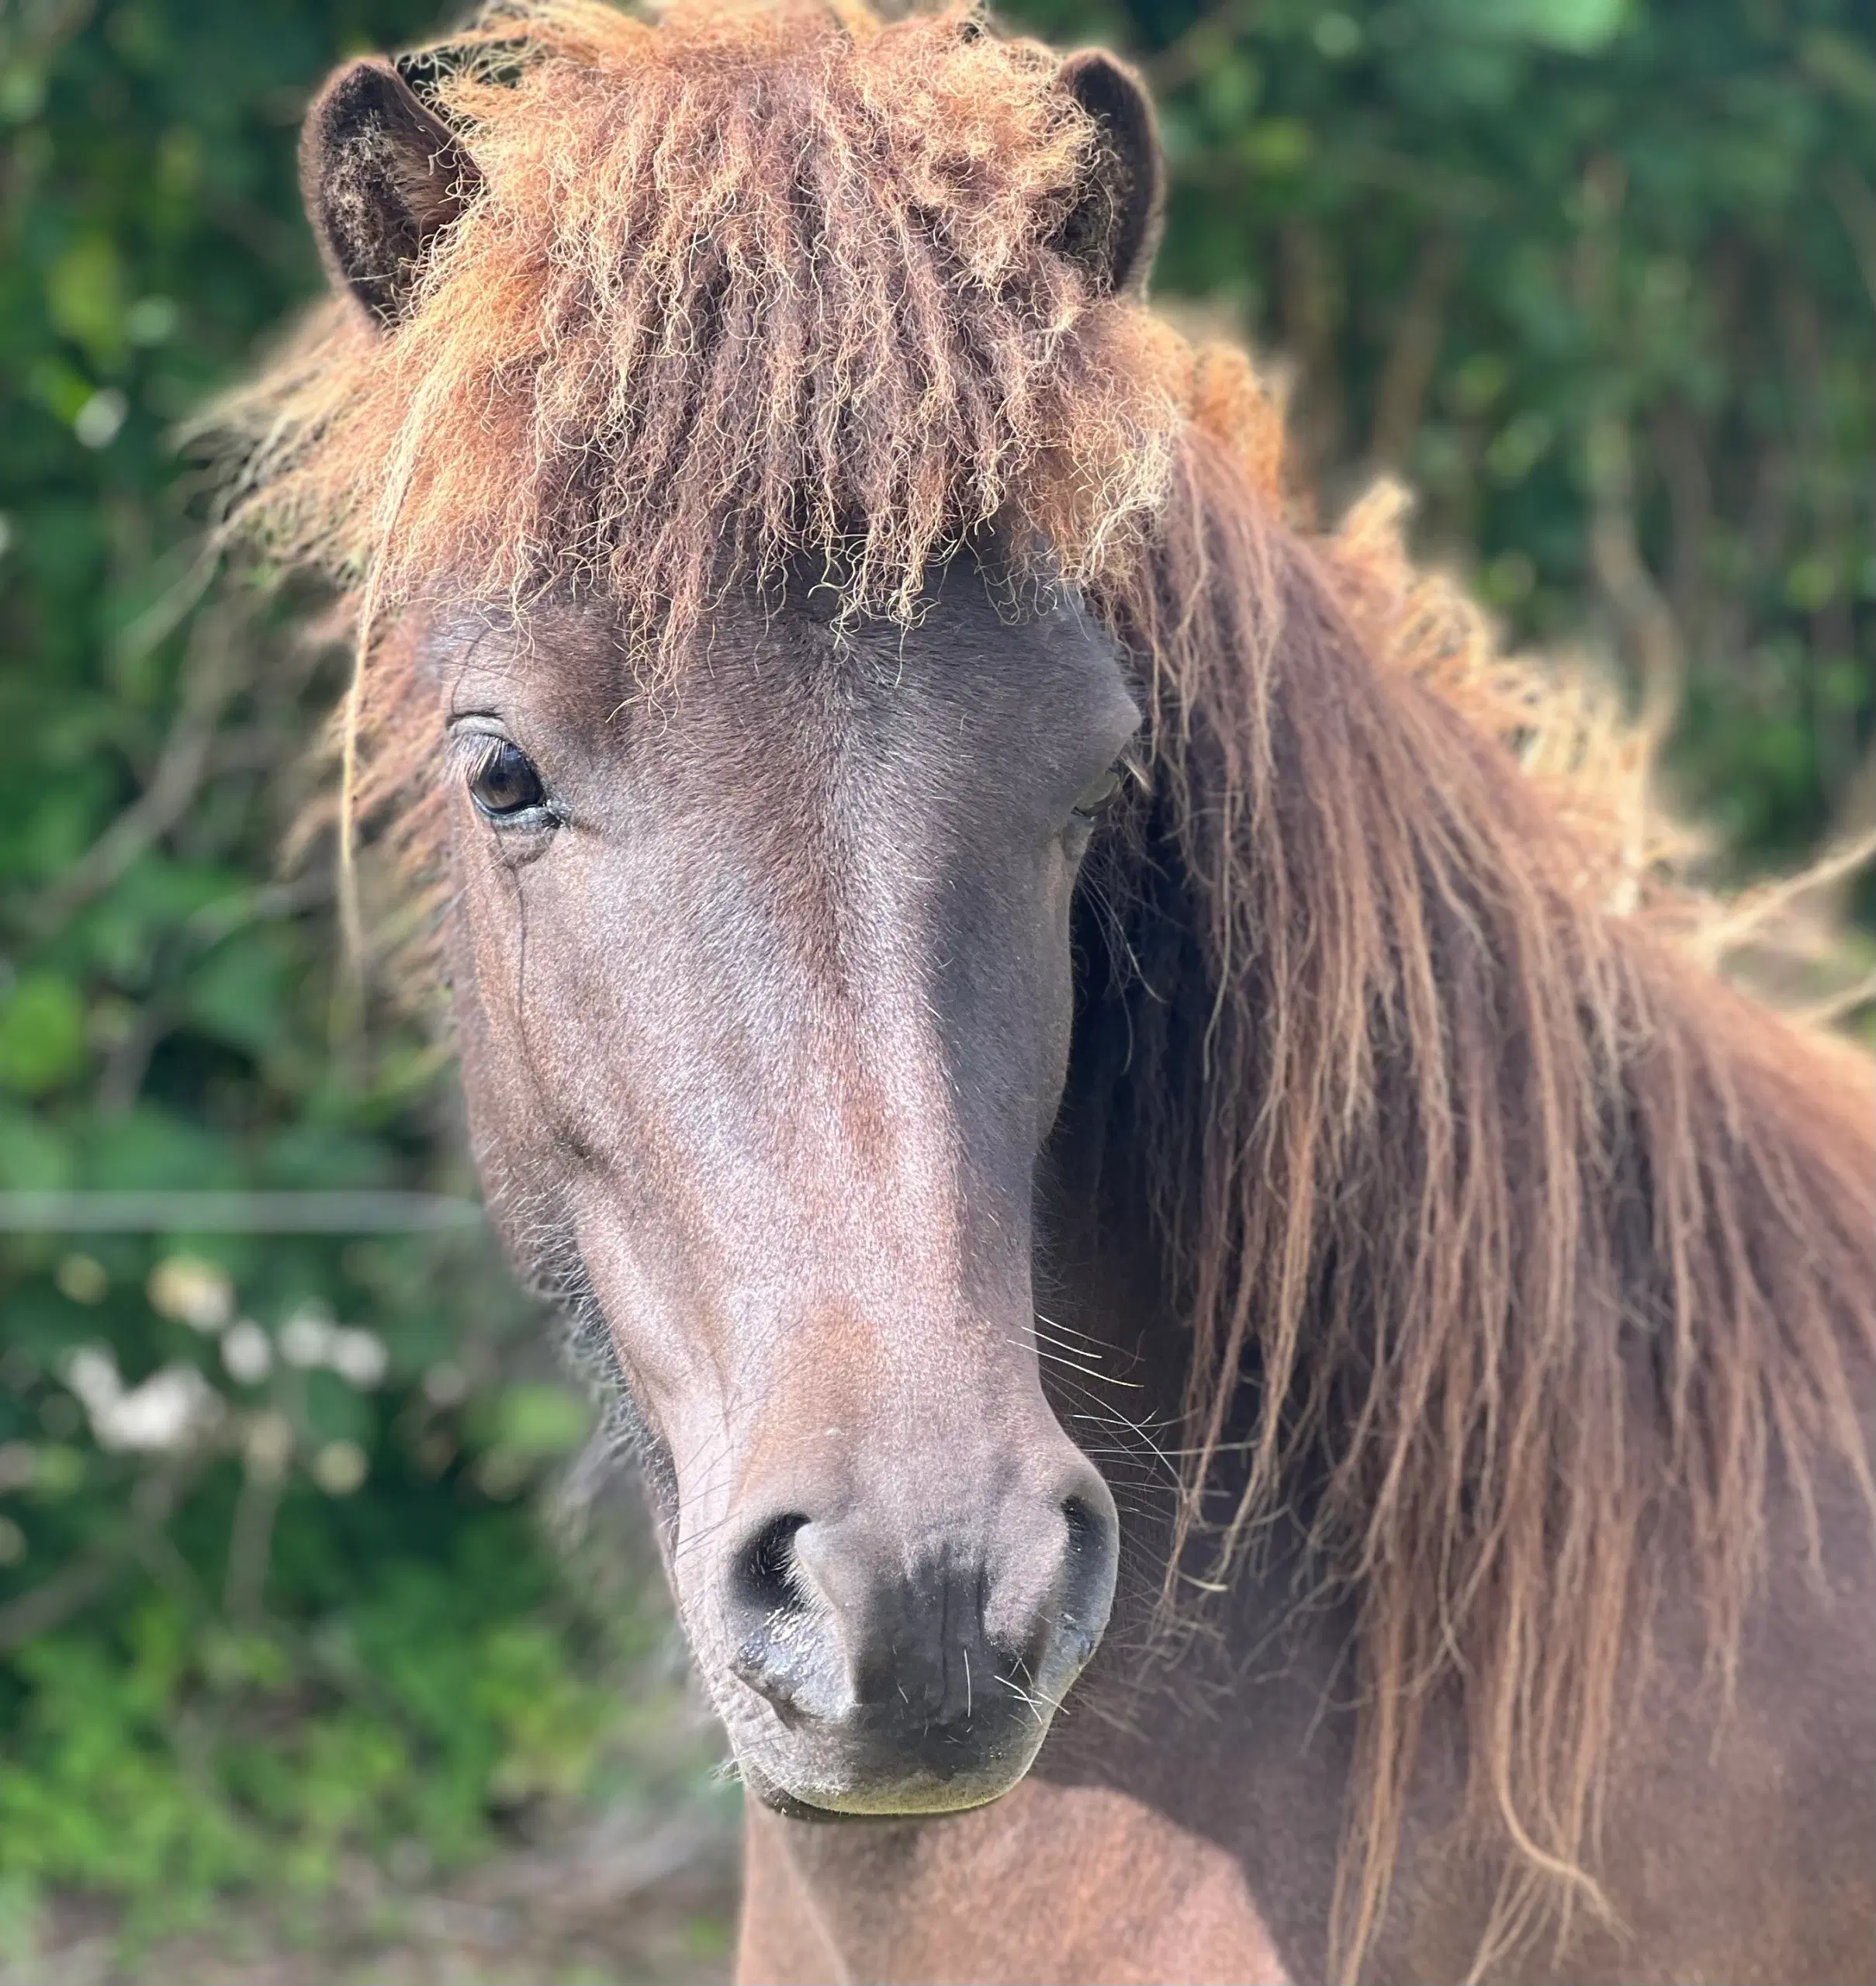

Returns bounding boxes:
[0,977,87,1096]
[47,237,127,368]
[486,1383,591,1458]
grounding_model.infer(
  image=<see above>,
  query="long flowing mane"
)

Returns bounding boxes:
[1093,429,1875,1971]
[210,2,1876,1976]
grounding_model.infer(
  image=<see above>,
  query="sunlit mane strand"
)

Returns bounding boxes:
[210,0,1182,672]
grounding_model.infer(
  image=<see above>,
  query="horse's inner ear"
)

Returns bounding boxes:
[300,58,480,331]
[1053,50,1165,299]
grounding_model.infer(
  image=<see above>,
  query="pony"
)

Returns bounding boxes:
[210,3,1876,1978]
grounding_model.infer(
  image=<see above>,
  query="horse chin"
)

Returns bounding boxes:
[734,1733,1050,1824]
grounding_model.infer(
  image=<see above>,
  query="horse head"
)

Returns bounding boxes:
[290,28,1167,1821]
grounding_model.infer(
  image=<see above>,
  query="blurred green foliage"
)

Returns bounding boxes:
[0,0,716,1958]
[0,0,1869,1959]
[1019,0,1874,863]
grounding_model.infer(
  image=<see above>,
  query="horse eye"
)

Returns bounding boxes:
[1071,761,1127,819]
[468,739,548,820]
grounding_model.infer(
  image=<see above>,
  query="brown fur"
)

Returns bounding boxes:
[209,4,1876,1975]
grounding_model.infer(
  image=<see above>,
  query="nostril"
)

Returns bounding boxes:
[1055,1490,1118,1669]
[727,1512,819,1719]
[732,1511,810,1619]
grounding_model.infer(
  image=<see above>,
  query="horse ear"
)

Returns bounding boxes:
[300,58,480,331]
[1054,50,1165,299]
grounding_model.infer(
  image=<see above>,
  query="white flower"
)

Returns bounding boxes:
[62,1347,223,1454]
[92,1364,223,1454]
[73,387,126,450]
[62,1345,123,1417]
[147,1257,234,1333]
[312,1440,367,1495]
[421,1362,469,1407]
[327,1327,388,1390]
[221,1320,272,1386]
[55,1254,108,1304]
[279,1305,335,1368]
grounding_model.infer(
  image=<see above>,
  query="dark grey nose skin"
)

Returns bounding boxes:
[722,1467,1119,1806]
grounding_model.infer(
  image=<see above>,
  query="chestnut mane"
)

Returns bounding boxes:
[210,2,1876,1976]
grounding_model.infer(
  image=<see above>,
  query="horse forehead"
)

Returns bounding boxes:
[434,582,1123,779]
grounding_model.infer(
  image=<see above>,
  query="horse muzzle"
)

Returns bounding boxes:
[708,1460,1119,1815]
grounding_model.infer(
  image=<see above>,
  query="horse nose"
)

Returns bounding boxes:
[722,1460,1118,1739]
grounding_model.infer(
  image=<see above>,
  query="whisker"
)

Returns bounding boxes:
[1032,1310,1117,1351]
[993,1672,1050,1730]
[1016,1338,1145,1389]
